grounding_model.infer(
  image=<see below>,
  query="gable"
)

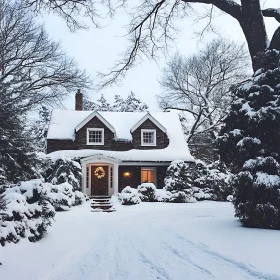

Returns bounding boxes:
[75,112,115,134]
[130,113,166,134]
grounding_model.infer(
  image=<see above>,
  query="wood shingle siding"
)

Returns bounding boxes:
[47,116,169,153]
[131,119,169,150]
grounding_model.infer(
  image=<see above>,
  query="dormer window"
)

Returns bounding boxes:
[141,129,156,146]
[87,128,104,145]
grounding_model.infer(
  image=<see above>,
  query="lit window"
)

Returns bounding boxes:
[141,168,156,183]
[141,129,156,146]
[87,128,104,145]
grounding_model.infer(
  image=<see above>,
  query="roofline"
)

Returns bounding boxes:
[130,113,167,133]
[75,111,116,134]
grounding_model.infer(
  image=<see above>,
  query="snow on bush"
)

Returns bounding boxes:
[164,160,196,202]
[192,160,232,201]
[156,189,172,202]
[137,183,157,202]
[165,160,192,192]
[0,176,86,246]
[192,187,212,201]
[118,186,141,205]
[0,179,55,246]
[217,49,280,229]
[46,156,82,191]
[44,182,75,211]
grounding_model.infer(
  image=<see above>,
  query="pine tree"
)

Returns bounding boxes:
[84,92,148,112]
[46,157,82,191]
[217,49,280,229]
[0,107,38,184]
[165,160,192,193]
[124,92,148,112]
[112,95,126,112]
[30,106,51,151]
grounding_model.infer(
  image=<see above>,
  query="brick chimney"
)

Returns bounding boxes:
[75,89,83,111]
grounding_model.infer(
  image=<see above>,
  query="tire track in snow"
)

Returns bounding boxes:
[157,227,280,280]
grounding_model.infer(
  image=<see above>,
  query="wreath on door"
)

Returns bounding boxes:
[94,167,105,179]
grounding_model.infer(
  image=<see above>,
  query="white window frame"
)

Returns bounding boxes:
[141,167,157,184]
[141,129,156,146]
[87,128,104,145]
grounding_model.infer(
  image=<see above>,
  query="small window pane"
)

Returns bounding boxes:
[88,130,103,144]
[143,131,155,144]
[142,169,155,183]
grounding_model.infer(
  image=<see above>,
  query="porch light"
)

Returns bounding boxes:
[123,172,131,177]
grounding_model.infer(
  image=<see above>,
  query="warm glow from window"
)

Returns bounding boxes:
[124,172,131,177]
[142,169,155,183]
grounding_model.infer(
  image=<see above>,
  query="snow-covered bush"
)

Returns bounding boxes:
[168,191,188,203]
[118,186,141,205]
[217,49,280,229]
[165,160,192,192]
[192,187,212,201]
[0,180,55,246]
[156,189,172,202]
[192,160,232,201]
[46,156,82,191]
[45,182,75,211]
[138,183,157,202]
[73,191,86,206]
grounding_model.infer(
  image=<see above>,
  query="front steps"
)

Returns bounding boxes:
[90,196,116,213]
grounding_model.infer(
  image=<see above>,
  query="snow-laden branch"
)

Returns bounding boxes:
[262,8,280,23]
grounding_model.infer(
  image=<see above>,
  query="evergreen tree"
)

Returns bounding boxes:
[84,92,148,112]
[165,160,192,193]
[97,95,112,111]
[83,94,112,111]
[112,95,126,112]
[30,106,51,151]
[0,106,38,184]
[124,92,148,112]
[217,50,280,229]
[46,157,82,191]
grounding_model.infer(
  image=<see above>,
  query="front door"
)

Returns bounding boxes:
[91,166,108,196]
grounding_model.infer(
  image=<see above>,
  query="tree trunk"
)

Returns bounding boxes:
[239,0,268,71]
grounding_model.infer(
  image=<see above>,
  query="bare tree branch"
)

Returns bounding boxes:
[262,8,280,23]
[158,38,250,142]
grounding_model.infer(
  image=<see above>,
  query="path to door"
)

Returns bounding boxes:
[1,202,280,280]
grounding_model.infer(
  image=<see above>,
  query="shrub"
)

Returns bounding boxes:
[45,182,75,211]
[192,160,232,201]
[169,191,187,203]
[165,160,192,192]
[0,180,55,246]
[118,186,141,205]
[138,183,157,202]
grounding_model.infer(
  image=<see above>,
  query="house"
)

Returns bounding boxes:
[46,90,194,196]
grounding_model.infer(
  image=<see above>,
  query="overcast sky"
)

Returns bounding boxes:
[43,0,279,110]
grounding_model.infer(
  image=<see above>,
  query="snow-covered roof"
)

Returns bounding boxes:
[47,110,194,162]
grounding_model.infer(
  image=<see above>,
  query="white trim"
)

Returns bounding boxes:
[81,154,121,165]
[130,113,167,133]
[113,164,119,194]
[120,162,172,166]
[87,128,104,145]
[141,167,157,185]
[75,111,115,133]
[141,129,156,146]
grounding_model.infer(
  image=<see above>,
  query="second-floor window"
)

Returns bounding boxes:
[87,128,104,145]
[141,129,156,146]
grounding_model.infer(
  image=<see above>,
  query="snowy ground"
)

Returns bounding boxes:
[1,201,280,280]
